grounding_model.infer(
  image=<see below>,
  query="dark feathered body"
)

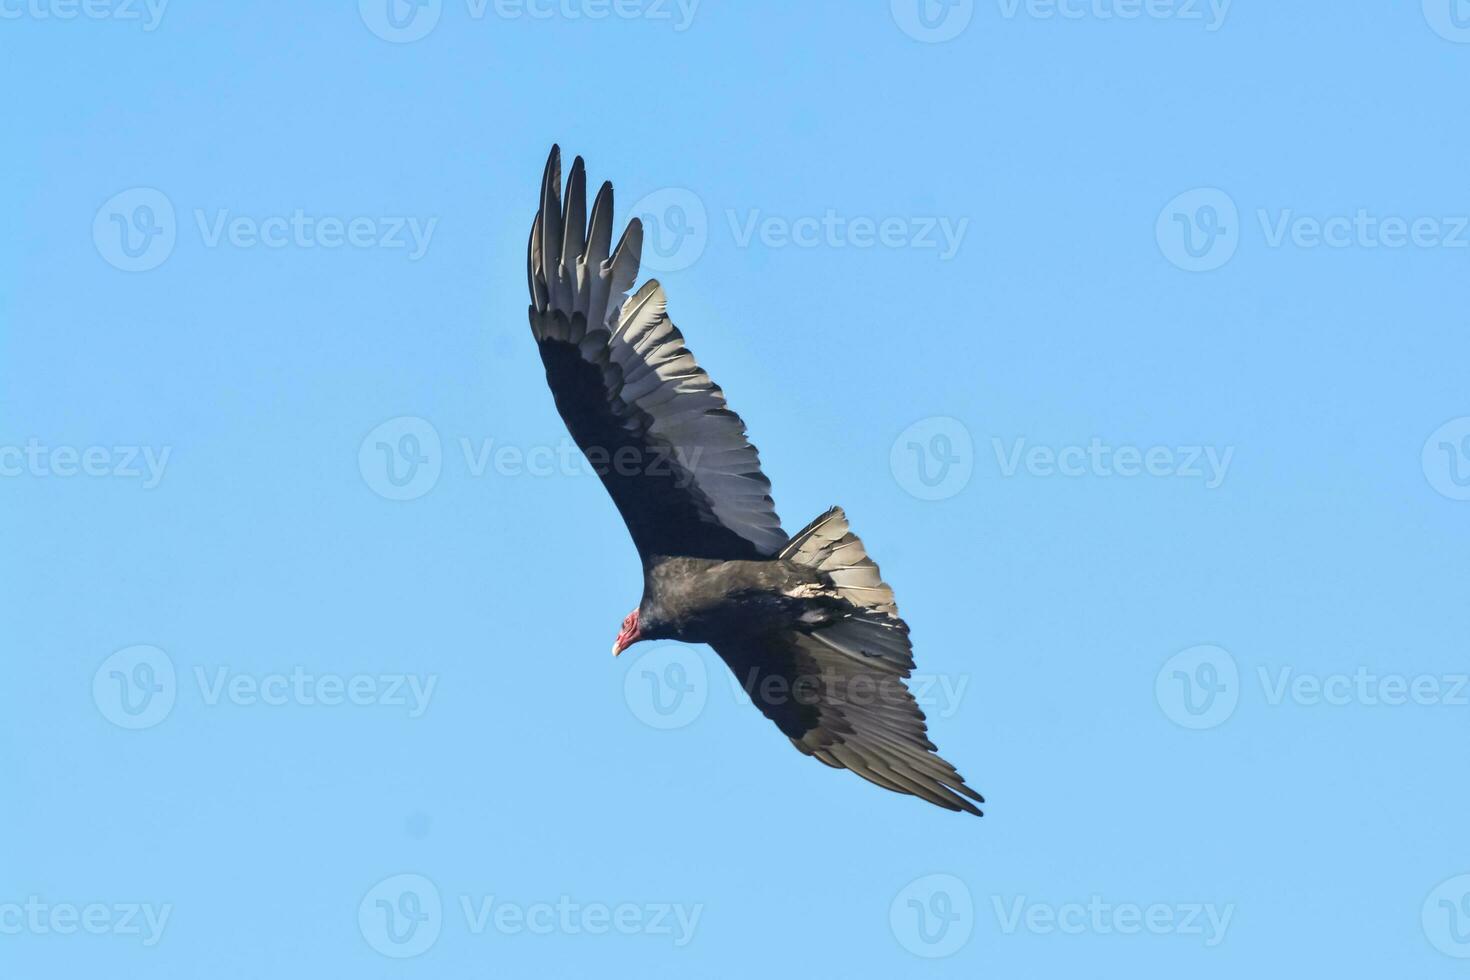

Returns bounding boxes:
[639,556,840,644]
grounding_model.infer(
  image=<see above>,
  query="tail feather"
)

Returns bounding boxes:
[782,507,912,676]
[780,506,897,617]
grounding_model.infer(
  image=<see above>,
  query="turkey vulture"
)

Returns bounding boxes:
[525,146,984,816]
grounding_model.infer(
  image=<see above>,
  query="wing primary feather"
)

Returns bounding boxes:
[583,181,615,321]
[528,215,546,312]
[605,217,643,328]
[539,146,565,311]
[562,156,587,314]
[586,181,614,270]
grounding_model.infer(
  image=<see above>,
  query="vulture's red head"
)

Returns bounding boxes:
[612,609,642,656]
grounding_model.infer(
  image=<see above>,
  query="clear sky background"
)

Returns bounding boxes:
[4,1,1470,976]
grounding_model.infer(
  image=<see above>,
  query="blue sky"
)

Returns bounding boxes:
[3,1,1470,976]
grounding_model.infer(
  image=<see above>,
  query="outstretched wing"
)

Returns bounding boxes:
[712,508,984,815]
[527,146,786,561]
[713,628,984,815]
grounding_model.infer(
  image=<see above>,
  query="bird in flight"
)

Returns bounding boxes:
[526,147,984,815]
